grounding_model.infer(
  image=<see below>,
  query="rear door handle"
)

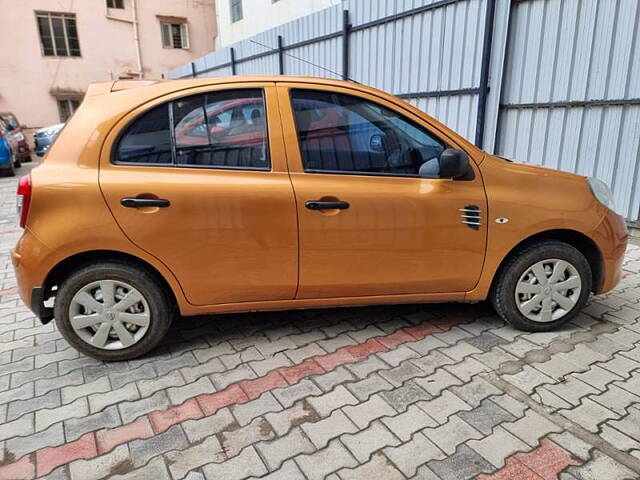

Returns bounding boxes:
[120,197,171,208]
[305,200,350,210]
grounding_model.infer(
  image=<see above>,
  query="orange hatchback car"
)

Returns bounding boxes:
[12,76,628,360]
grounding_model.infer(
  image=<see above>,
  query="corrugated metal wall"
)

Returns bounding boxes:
[169,0,492,142]
[496,0,640,220]
[168,0,640,221]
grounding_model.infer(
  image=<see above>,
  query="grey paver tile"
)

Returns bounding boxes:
[427,444,494,480]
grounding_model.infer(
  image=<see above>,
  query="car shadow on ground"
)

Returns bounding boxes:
[143,301,503,363]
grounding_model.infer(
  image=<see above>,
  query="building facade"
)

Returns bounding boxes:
[214,0,341,49]
[0,0,216,129]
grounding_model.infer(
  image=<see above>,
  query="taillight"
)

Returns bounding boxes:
[17,174,31,228]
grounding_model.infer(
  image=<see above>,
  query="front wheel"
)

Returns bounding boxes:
[54,262,174,361]
[491,240,592,332]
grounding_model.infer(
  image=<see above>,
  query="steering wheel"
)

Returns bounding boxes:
[386,143,421,173]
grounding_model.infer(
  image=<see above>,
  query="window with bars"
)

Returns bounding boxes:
[230,0,243,22]
[161,22,189,49]
[57,98,81,122]
[106,0,124,9]
[36,12,81,57]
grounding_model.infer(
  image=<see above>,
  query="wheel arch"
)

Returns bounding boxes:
[43,250,178,313]
[489,229,604,296]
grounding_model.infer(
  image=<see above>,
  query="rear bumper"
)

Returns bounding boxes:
[11,229,55,323]
[591,209,629,294]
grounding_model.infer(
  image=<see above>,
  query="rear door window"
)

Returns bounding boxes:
[173,89,269,169]
[114,89,269,170]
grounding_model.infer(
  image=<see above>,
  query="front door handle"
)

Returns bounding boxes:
[305,200,350,210]
[121,197,171,208]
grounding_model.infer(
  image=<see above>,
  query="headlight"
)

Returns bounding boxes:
[15,132,25,141]
[588,177,615,210]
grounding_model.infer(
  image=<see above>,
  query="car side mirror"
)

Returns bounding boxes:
[438,148,471,179]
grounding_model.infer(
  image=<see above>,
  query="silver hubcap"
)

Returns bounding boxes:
[515,259,582,323]
[69,280,150,350]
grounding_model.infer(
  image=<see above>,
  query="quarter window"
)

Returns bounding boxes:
[36,12,81,57]
[115,104,173,164]
[290,89,445,177]
[114,89,269,170]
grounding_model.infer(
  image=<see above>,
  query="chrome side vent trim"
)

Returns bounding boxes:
[460,205,481,230]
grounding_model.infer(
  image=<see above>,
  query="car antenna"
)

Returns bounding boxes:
[249,39,360,84]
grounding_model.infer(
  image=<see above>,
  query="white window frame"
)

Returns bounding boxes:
[56,98,81,122]
[106,0,125,9]
[36,11,81,57]
[161,22,189,49]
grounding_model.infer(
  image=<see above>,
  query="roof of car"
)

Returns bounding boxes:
[102,75,360,93]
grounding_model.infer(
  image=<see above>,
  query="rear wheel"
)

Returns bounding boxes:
[491,240,592,331]
[54,262,174,361]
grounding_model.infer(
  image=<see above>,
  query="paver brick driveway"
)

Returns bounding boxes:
[1,163,640,480]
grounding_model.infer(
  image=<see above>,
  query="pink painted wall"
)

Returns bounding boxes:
[0,0,216,130]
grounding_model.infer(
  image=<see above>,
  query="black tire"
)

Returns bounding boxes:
[14,158,21,169]
[23,155,33,163]
[3,155,15,177]
[54,261,174,361]
[491,240,592,332]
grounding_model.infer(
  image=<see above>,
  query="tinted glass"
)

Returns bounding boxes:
[65,18,81,56]
[291,89,445,176]
[51,17,68,56]
[37,16,54,55]
[115,103,172,164]
[173,89,269,169]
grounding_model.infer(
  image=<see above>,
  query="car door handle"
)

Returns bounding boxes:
[120,197,171,208]
[305,200,350,210]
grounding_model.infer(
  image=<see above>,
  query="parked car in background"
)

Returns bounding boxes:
[0,112,32,163]
[0,128,15,176]
[12,76,629,361]
[0,118,20,174]
[34,123,64,157]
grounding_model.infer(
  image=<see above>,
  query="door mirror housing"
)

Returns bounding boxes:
[438,148,471,179]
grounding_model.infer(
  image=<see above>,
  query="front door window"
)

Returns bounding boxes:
[290,89,445,177]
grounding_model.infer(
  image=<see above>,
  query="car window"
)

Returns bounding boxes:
[173,89,269,169]
[114,89,269,170]
[290,89,445,177]
[115,103,173,164]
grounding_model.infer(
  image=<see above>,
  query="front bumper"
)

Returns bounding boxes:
[591,209,629,294]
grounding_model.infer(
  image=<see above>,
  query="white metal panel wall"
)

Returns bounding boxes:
[496,0,640,220]
[168,0,488,142]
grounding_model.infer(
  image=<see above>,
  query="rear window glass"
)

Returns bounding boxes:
[113,89,269,170]
[115,104,172,164]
